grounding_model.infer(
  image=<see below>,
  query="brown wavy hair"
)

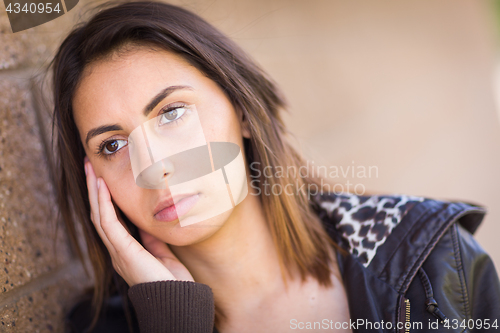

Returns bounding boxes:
[50,1,340,331]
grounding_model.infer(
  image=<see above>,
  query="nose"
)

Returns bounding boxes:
[136,158,175,189]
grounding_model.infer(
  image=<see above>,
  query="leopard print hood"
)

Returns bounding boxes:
[312,192,483,268]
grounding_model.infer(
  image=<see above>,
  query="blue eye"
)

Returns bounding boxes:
[158,107,186,126]
[103,139,127,155]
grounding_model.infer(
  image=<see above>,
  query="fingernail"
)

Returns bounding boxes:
[97,178,101,189]
[84,164,88,176]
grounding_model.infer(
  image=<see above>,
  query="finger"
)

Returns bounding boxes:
[84,158,113,250]
[97,178,143,256]
[139,229,192,282]
[139,229,178,260]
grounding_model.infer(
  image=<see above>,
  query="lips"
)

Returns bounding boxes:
[153,193,200,222]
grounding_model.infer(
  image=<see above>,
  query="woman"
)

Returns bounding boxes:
[51,1,500,332]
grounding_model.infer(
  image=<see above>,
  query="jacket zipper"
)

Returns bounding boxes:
[398,295,411,333]
[404,298,410,333]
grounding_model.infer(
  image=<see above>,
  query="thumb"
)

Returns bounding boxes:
[139,229,178,261]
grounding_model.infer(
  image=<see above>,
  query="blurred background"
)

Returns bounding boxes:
[0,0,499,331]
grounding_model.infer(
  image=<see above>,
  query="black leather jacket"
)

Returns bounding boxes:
[67,192,500,332]
[313,192,500,332]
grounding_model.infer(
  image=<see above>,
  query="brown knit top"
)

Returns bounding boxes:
[128,280,215,333]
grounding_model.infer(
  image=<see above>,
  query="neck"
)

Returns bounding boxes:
[169,193,287,308]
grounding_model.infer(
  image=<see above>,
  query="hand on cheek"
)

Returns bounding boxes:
[84,157,194,286]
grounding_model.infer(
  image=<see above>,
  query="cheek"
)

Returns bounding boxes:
[107,176,148,226]
[97,158,132,191]
[96,157,146,220]
[106,173,134,201]
[201,109,242,144]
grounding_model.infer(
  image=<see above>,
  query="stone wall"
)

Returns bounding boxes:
[0,2,91,332]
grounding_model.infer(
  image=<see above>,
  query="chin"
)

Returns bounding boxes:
[154,209,233,247]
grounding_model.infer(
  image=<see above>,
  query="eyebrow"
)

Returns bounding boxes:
[85,124,123,146]
[85,85,193,146]
[143,85,193,116]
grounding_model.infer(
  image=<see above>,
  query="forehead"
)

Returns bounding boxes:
[72,47,204,133]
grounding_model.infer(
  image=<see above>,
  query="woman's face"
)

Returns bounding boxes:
[73,46,248,246]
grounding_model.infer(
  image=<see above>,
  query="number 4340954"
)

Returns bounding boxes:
[443,319,498,330]
[6,3,61,14]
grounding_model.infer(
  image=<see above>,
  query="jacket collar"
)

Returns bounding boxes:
[312,192,487,293]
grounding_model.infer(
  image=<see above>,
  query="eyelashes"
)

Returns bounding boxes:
[96,137,128,159]
[158,104,188,126]
[99,138,128,155]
